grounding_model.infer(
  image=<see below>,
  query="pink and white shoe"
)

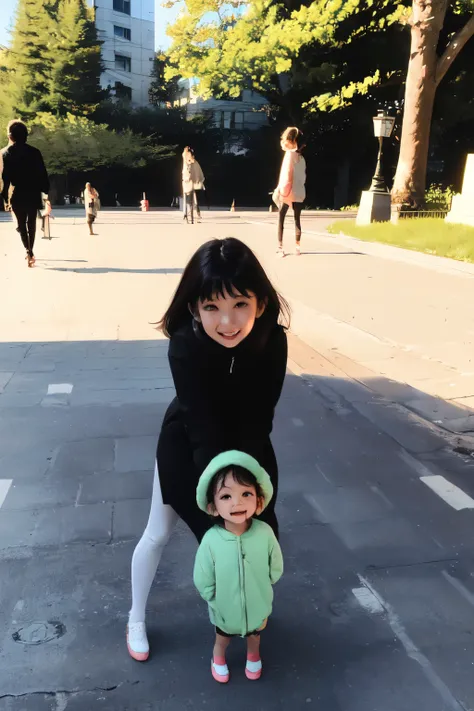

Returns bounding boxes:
[245,658,262,680]
[295,244,301,256]
[126,622,149,661]
[211,659,230,683]
[276,246,285,258]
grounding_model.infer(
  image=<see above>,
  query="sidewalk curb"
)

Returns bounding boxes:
[248,215,474,451]
[248,215,474,277]
[286,311,474,457]
[313,228,474,278]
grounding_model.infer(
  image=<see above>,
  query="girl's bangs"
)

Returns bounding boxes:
[197,276,252,303]
[210,466,258,498]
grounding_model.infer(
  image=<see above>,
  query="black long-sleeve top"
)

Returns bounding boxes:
[1,142,50,209]
[156,316,287,532]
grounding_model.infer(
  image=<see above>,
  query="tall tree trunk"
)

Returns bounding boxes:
[392,1,448,209]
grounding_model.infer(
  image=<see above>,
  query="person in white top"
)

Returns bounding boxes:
[83,182,99,235]
[276,127,306,257]
[182,146,205,224]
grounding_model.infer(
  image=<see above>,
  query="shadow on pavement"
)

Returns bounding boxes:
[43,267,184,274]
[299,251,365,256]
[1,338,474,708]
[36,259,88,264]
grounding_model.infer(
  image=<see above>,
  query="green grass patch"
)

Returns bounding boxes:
[327,218,474,263]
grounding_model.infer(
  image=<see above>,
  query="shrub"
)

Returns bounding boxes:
[425,184,456,211]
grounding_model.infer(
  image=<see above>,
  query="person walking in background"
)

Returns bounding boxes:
[1,120,50,268]
[84,182,99,235]
[275,127,306,258]
[182,146,205,224]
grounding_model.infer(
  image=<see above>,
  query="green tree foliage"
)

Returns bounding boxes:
[46,0,104,115]
[165,0,474,205]
[149,53,180,106]
[164,0,408,113]
[1,0,53,117]
[0,0,104,119]
[28,113,172,174]
[391,0,474,206]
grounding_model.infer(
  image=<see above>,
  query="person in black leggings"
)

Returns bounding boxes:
[1,120,49,267]
[278,202,303,247]
[276,127,306,257]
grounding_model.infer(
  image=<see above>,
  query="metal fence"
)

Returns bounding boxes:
[398,209,449,220]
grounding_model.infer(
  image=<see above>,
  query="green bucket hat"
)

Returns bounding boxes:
[196,450,274,513]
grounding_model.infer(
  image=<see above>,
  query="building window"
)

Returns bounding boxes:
[223,111,232,129]
[115,54,131,72]
[114,25,131,40]
[113,0,131,15]
[213,111,221,128]
[233,111,244,130]
[115,82,132,100]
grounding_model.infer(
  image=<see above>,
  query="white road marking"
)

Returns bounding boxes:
[420,475,474,511]
[358,575,465,711]
[292,417,304,427]
[48,383,73,395]
[398,449,435,479]
[352,586,384,614]
[442,570,474,608]
[399,449,474,512]
[0,479,12,508]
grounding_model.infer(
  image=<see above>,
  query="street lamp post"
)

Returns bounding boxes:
[356,110,395,225]
[370,111,395,193]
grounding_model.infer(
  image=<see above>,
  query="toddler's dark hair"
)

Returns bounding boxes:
[206,465,264,516]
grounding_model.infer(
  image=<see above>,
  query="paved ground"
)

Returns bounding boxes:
[1,210,474,711]
[25,206,474,438]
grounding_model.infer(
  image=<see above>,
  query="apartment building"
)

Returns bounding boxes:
[175,80,269,132]
[88,0,155,106]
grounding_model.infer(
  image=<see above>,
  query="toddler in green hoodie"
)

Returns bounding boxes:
[194,450,284,683]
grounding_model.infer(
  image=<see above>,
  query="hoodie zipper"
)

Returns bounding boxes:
[230,356,235,374]
[238,538,248,636]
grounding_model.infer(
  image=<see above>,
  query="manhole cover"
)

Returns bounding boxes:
[12,620,66,645]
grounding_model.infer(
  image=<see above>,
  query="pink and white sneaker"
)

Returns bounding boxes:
[126,622,149,661]
[211,658,230,683]
[245,658,262,680]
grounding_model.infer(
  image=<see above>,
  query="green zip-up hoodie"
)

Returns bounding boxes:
[193,519,284,637]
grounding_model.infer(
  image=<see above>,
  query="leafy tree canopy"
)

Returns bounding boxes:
[0,0,104,119]
[165,0,474,116]
[149,53,181,106]
[28,113,172,174]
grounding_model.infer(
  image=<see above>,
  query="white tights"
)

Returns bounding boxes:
[129,462,179,624]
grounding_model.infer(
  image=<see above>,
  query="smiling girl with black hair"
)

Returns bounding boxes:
[127,237,289,661]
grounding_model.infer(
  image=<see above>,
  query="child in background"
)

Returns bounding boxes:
[194,450,284,683]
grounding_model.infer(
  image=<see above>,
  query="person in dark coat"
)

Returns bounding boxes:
[127,237,289,661]
[1,120,50,267]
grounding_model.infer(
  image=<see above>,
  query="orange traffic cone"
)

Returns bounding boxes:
[140,192,149,211]
[230,199,235,212]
